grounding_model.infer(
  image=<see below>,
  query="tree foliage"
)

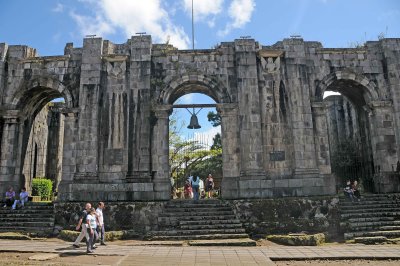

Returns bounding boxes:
[207,111,221,127]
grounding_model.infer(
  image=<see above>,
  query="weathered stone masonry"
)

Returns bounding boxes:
[0,37,399,201]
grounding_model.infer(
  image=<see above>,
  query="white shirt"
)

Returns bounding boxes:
[20,191,29,203]
[199,179,204,191]
[96,208,104,226]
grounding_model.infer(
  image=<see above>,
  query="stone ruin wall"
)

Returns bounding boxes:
[0,37,400,200]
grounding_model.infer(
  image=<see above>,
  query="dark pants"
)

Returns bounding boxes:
[96,224,105,243]
[86,228,98,252]
[5,198,14,207]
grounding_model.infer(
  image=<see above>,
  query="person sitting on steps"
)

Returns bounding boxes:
[352,180,361,201]
[12,187,29,210]
[344,180,355,202]
[3,186,15,208]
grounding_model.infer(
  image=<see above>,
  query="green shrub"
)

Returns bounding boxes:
[32,178,53,201]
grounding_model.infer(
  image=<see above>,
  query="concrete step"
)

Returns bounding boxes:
[344,230,400,240]
[179,219,241,226]
[164,207,233,212]
[0,217,55,223]
[159,211,235,218]
[0,221,54,227]
[188,238,256,246]
[347,216,397,223]
[340,203,400,210]
[379,225,400,231]
[340,207,400,214]
[180,223,243,230]
[152,228,246,236]
[166,201,226,207]
[0,209,54,215]
[148,233,249,241]
[0,227,53,233]
[339,194,400,200]
[343,220,400,229]
[0,213,54,218]
[340,211,400,219]
[160,209,233,216]
[340,198,400,204]
[1,205,53,209]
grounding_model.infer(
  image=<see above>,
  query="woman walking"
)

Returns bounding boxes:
[191,175,200,201]
[206,174,214,198]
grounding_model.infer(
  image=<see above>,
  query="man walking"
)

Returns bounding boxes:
[73,202,91,248]
[96,202,106,245]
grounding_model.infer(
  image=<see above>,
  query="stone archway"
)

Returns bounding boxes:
[316,70,379,103]
[3,75,73,194]
[159,73,231,105]
[316,70,398,192]
[153,74,238,199]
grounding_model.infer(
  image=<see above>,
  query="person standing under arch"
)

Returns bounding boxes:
[206,174,214,198]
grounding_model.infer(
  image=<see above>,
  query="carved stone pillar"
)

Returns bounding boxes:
[311,102,331,174]
[151,105,172,200]
[0,111,21,193]
[57,109,78,201]
[234,39,266,180]
[369,101,398,172]
[218,103,240,198]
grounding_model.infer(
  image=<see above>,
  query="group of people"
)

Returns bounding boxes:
[3,186,29,210]
[73,202,106,253]
[183,173,215,200]
[343,179,361,202]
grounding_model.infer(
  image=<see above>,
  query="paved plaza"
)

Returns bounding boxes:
[0,239,399,265]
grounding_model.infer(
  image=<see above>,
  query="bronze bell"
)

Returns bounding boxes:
[187,114,201,129]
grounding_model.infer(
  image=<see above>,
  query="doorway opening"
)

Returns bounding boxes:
[169,93,222,200]
[323,83,375,193]
[18,88,66,200]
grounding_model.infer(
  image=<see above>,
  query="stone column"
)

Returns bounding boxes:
[283,38,319,179]
[311,102,331,174]
[234,39,265,180]
[218,103,240,198]
[369,101,398,172]
[57,110,78,201]
[127,35,153,182]
[151,105,172,200]
[0,111,21,194]
[75,37,102,181]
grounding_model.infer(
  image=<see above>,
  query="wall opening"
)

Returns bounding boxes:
[18,88,66,196]
[169,93,222,200]
[323,81,375,192]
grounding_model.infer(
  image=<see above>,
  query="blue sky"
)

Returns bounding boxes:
[1,0,399,139]
[1,0,399,54]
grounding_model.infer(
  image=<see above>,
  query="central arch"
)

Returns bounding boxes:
[154,73,236,199]
[159,74,231,105]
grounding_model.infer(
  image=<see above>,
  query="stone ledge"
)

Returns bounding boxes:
[267,233,325,246]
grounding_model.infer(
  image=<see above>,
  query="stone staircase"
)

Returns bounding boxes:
[147,199,255,245]
[340,193,400,241]
[0,202,55,236]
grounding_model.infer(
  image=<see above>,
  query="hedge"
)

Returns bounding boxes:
[32,178,53,201]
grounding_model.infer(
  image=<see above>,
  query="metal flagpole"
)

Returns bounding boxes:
[192,0,194,50]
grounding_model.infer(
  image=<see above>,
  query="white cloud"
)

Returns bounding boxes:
[218,0,255,37]
[70,0,190,49]
[52,3,64,13]
[182,0,224,25]
[178,94,195,104]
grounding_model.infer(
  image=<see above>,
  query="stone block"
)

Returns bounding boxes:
[288,179,303,188]
[261,180,273,188]
[275,179,289,187]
